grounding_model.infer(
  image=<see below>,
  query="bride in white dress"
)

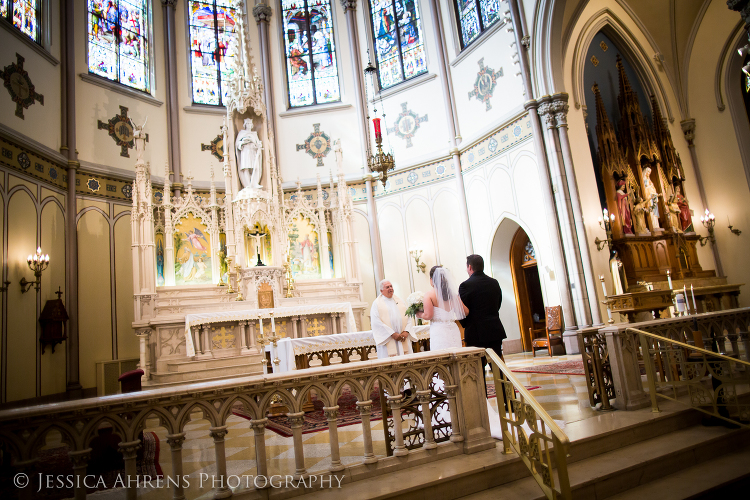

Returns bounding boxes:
[416,266,503,440]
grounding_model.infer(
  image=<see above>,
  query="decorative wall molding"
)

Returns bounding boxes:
[0,18,59,66]
[79,73,164,107]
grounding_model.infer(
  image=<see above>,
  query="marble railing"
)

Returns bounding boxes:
[0,348,495,500]
[579,308,750,411]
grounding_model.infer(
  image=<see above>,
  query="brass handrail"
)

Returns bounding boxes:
[626,327,750,428]
[485,348,572,500]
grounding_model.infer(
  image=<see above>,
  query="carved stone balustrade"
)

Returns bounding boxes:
[0,348,495,500]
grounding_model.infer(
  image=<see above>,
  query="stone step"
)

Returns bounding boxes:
[461,422,750,500]
[149,361,264,384]
[166,354,263,372]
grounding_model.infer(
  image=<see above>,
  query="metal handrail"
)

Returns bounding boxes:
[626,327,750,428]
[485,348,572,500]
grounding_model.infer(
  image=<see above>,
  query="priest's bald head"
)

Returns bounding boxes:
[379,280,394,298]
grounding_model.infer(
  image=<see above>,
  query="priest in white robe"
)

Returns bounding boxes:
[371,279,416,359]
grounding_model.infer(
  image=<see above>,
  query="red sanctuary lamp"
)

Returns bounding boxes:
[367,117,394,186]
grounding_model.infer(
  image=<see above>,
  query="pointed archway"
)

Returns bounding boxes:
[510,228,546,352]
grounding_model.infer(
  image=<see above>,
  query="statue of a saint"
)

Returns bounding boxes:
[615,180,633,235]
[609,250,627,295]
[642,166,662,230]
[633,196,650,235]
[235,118,263,191]
[666,192,682,233]
[130,117,148,163]
[674,185,693,232]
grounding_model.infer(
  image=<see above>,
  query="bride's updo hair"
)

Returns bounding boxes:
[429,265,450,301]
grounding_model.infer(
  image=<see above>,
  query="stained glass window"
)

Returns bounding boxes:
[369,0,426,89]
[87,0,150,92]
[188,0,238,106]
[281,0,341,108]
[453,0,500,49]
[3,0,39,43]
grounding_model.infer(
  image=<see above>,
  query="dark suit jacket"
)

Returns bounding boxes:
[458,271,506,349]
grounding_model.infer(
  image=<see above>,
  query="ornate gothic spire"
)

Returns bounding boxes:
[649,94,684,181]
[593,83,626,176]
[615,55,657,164]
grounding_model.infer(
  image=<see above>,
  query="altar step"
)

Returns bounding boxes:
[148,355,264,385]
[283,401,750,500]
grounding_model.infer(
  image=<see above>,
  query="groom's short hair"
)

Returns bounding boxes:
[466,254,484,273]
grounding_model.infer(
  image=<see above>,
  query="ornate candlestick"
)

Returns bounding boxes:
[225,257,235,294]
[234,264,244,301]
[284,254,295,298]
[268,312,280,369]
[256,316,267,374]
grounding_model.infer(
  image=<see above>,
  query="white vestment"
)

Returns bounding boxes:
[370,294,416,359]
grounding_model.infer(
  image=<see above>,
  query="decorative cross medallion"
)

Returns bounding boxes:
[468,58,501,111]
[98,106,148,157]
[307,318,326,336]
[1,53,44,119]
[296,123,331,167]
[212,327,235,349]
[386,102,427,148]
[201,133,224,161]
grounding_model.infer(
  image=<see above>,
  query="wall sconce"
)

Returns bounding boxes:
[727,215,742,236]
[20,247,49,293]
[699,209,715,246]
[409,248,426,274]
[595,209,615,251]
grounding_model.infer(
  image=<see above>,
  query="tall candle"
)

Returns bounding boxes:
[667,270,672,289]
[271,313,275,332]
[599,275,608,297]
[691,285,697,313]
[259,317,264,337]
[372,118,382,141]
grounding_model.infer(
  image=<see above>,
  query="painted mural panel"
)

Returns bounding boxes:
[288,215,321,279]
[174,212,212,285]
[218,232,229,284]
[155,232,165,286]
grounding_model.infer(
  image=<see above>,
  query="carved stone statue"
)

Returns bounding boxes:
[333,138,343,172]
[642,166,661,230]
[235,118,263,191]
[674,185,693,232]
[666,192,682,233]
[633,196,650,235]
[615,180,633,234]
[609,249,627,295]
[130,116,148,163]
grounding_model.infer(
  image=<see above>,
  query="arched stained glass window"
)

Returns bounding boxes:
[281,0,340,108]
[453,0,500,49]
[87,0,150,92]
[369,0,426,89]
[2,0,40,43]
[188,0,238,105]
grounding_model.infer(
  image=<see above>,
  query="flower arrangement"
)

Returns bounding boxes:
[405,291,424,317]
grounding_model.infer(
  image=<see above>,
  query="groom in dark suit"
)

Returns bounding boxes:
[458,254,506,388]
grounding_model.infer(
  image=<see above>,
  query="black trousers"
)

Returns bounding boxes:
[474,340,508,412]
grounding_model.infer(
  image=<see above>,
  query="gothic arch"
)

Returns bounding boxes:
[724,30,750,193]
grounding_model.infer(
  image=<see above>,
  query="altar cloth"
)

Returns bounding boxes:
[266,325,431,373]
[185,302,356,357]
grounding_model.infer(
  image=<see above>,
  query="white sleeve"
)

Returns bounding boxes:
[371,299,395,346]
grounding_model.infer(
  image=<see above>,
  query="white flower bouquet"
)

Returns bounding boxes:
[405,291,424,317]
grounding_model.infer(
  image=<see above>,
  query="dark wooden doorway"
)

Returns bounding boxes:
[510,228,546,352]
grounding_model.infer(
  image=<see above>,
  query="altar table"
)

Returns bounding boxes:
[185,303,356,357]
[266,325,431,373]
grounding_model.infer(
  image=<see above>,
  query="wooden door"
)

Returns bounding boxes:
[510,229,546,351]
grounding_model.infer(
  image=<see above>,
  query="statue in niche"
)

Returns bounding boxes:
[666,191,682,233]
[235,118,263,191]
[130,116,148,163]
[609,249,627,295]
[642,166,662,230]
[615,180,633,235]
[673,185,693,232]
[632,195,650,235]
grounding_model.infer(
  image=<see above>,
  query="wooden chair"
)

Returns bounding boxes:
[531,306,565,357]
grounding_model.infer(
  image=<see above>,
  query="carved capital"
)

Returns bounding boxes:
[166,433,186,451]
[445,384,459,398]
[537,103,557,128]
[416,390,431,404]
[323,405,340,420]
[253,4,272,23]
[209,426,229,441]
[250,418,268,432]
[118,440,142,459]
[161,0,177,9]
[356,400,372,414]
[287,412,306,427]
[521,35,531,49]
[680,118,696,146]
[68,449,91,469]
[340,0,357,11]
[550,101,569,127]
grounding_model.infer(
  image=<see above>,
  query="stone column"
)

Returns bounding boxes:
[603,326,650,411]
[166,433,187,500]
[248,320,257,348]
[253,2,279,189]
[445,385,463,443]
[356,400,378,463]
[161,0,182,196]
[427,0,473,254]
[119,440,141,500]
[291,316,299,339]
[63,0,81,395]
[364,174,384,284]
[250,419,269,485]
[538,100,586,332]
[552,94,602,327]
[331,313,339,335]
[681,119,724,277]
[288,412,308,477]
[14,458,38,500]
[387,396,408,456]
[68,451,90,500]
[239,321,250,353]
[137,330,150,382]
[209,426,232,498]
[416,390,437,450]
[203,325,212,355]
[323,406,345,471]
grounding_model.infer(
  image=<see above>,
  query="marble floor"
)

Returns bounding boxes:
[83,352,599,499]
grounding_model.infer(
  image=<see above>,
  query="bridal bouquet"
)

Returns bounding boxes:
[405,291,424,317]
